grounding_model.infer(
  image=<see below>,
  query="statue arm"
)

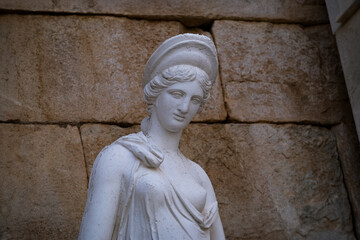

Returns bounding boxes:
[210,211,225,240]
[78,145,130,240]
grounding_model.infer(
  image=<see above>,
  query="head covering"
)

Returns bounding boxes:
[142,33,218,88]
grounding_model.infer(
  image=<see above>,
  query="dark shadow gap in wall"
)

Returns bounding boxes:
[0,120,138,128]
[0,9,328,27]
[0,119,340,129]
[78,126,90,183]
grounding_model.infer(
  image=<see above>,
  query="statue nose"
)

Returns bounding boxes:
[178,98,190,114]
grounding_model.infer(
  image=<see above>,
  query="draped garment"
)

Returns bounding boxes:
[89,132,218,240]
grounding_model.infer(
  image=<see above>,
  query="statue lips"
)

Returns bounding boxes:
[173,113,186,122]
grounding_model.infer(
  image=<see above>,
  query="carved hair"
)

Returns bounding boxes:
[141,64,213,134]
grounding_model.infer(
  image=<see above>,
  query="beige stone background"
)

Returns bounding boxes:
[0,1,359,240]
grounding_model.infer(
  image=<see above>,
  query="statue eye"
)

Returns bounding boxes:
[168,90,184,99]
[191,96,203,105]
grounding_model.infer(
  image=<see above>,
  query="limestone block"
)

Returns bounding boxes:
[80,124,140,176]
[0,0,328,25]
[180,124,355,240]
[304,24,354,122]
[332,122,360,238]
[0,124,88,239]
[304,25,345,85]
[0,16,172,123]
[213,21,350,124]
[0,15,225,124]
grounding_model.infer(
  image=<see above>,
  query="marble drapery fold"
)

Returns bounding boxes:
[88,132,218,240]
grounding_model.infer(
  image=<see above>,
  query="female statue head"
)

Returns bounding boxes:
[141,34,218,133]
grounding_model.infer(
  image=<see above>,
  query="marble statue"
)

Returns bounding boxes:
[78,33,225,240]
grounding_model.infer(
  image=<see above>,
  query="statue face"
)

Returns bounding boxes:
[154,80,204,133]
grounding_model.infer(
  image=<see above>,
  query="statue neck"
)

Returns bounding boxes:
[146,115,182,153]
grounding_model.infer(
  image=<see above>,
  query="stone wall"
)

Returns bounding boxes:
[1,1,359,239]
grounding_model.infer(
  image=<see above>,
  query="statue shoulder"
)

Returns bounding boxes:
[90,141,138,180]
[98,141,137,162]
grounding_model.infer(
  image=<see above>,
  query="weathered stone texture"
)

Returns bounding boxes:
[79,123,355,240]
[213,20,349,124]
[304,24,354,122]
[0,15,225,124]
[181,124,355,240]
[80,124,140,176]
[304,25,344,85]
[0,0,328,25]
[0,124,88,239]
[332,122,360,238]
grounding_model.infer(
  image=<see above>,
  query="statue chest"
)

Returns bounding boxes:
[135,164,207,213]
